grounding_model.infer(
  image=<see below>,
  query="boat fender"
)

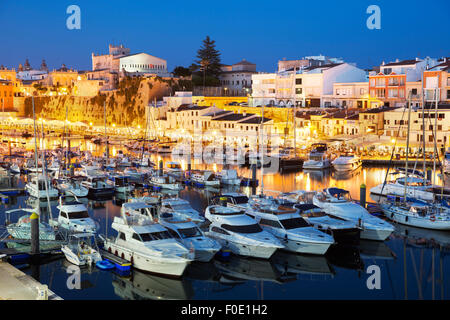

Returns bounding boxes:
[430,215,435,222]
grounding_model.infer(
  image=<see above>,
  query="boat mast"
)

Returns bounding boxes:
[421,87,427,186]
[404,93,412,201]
[41,120,53,218]
[432,88,439,186]
[292,67,297,157]
[260,103,264,195]
[104,101,109,160]
[32,96,39,174]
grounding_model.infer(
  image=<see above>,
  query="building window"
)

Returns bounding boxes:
[295,78,302,85]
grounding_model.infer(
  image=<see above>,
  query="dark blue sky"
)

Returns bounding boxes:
[0,0,449,72]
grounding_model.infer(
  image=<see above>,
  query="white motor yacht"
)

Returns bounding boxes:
[332,153,362,172]
[159,214,221,262]
[103,206,193,277]
[160,198,205,223]
[149,175,182,190]
[295,203,361,243]
[52,197,97,233]
[244,196,335,255]
[204,205,284,259]
[215,169,241,185]
[302,143,331,170]
[25,174,59,199]
[190,170,220,188]
[313,188,395,241]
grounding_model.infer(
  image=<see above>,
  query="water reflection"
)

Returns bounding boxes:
[112,269,194,300]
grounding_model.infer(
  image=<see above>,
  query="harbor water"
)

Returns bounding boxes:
[0,137,449,300]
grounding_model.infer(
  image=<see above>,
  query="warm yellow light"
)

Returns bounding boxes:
[391,139,396,144]
[89,122,93,126]
[137,125,141,129]
[112,123,116,127]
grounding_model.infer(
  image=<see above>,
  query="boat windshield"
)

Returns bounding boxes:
[115,178,129,186]
[139,231,172,241]
[222,223,262,234]
[178,227,203,239]
[68,211,90,219]
[445,153,450,160]
[230,196,249,204]
[280,217,310,229]
[171,203,192,210]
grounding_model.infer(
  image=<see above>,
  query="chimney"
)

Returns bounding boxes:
[395,58,399,63]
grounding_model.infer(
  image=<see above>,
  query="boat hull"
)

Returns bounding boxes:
[282,238,331,255]
[106,242,190,277]
[381,205,450,230]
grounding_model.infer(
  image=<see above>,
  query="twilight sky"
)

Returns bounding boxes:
[0,0,449,72]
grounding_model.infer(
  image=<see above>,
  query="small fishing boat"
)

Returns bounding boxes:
[61,233,102,266]
[190,170,220,188]
[204,205,284,259]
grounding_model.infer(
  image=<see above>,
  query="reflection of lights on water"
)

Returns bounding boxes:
[213,163,217,173]
[181,160,186,171]
[363,169,367,184]
[305,173,311,191]
[112,147,117,157]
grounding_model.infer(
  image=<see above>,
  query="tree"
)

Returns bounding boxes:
[172,66,192,77]
[192,36,222,86]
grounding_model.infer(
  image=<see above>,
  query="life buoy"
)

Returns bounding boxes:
[430,215,436,222]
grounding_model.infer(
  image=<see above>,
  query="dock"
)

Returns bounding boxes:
[362,159,438,167]
[0,260,62,300]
